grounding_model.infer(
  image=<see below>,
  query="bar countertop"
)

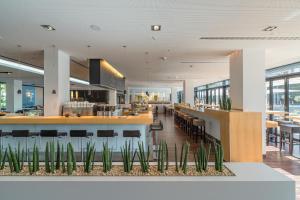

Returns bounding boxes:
[0,112,153,125]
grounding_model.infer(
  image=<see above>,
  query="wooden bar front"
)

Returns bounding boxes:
[176,106,262,162]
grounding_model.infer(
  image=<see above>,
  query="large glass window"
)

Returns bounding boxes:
[272,79,285,111]
[0,83,6,111]
[289,77,300,115]
[266,81,271,110]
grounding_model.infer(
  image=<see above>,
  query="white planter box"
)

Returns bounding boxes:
[0,163,295,200]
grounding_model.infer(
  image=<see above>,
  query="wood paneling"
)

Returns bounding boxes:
[176,105,262,162]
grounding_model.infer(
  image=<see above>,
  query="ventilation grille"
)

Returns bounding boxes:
[200,36,300,40]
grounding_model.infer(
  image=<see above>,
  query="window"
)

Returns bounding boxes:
[272,79,285,111]
[266,81,271,110]
[0,83,6,110]
[289,77,300,115]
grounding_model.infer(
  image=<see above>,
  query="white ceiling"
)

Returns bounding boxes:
[1,0,300,88]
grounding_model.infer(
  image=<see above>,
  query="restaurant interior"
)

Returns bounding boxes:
[0,1,299,200]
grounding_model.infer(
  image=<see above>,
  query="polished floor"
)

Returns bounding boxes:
[156,113,300,199]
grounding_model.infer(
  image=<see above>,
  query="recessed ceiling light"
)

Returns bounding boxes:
[40,25,55,31]
[152,36,156,40]
[122,45,127,48]
[90,24,101,31]
[151,25,161,31]
[262,26,278,32]
[161,56,167,61]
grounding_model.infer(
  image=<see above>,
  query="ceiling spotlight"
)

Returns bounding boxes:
[90,24,101,31]
[151,25,161,31]
[122,45,127,48]
[161,56,167,61]
[262,26,278,32]
[40,25,55,31]
[190,65,193,68]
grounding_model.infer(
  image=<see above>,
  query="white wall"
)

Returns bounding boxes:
[35,87,43,106]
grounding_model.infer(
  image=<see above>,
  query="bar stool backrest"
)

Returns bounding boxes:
[40,130,58,137]
[12,130,30,137]
[123,130,141,138]
[70,130,87,137]
[97,130,115,137]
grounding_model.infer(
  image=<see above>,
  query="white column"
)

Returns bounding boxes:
[171,87,178,104]
[230,49,266,154]
[183,80,194,106]
[109,89,117,106]
[6,79,22,112]
[44,46,70,116]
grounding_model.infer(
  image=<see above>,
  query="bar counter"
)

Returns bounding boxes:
[0,112,153,153]
[0,112,153,125]
[176,105,262,162]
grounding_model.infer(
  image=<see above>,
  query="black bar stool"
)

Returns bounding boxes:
[150,121,163,159]
[97,130,118,151]
[12,130,39,161]
[70,130,93,161]
[0,130,10,150]
[39,130,67,153]
[123,130,141,155]
[192,119,206,143]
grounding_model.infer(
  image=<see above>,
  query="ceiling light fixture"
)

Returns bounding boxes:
[90,24,101,31]
[100,59,124,79]
[40,25,55,31]
[262,26,278,32]
[151,25,161,31]
[69,77,90,85]
[0,72,12,75]
[0,58,89,85]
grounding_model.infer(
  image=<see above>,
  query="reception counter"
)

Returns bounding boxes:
[0,112,153,153]
[176,105,262,162]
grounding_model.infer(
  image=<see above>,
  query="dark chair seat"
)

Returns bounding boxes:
[12,130,30,137]
[40,130,67,137]
[70,130,93,137]
[97,130,118,137]
[150,120,163,131]
[123,130,141,138]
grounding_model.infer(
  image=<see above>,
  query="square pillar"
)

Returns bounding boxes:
[44,47,70,116]
[230,49,266,154]
[109,89,117,106]
[183,80,194,106]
